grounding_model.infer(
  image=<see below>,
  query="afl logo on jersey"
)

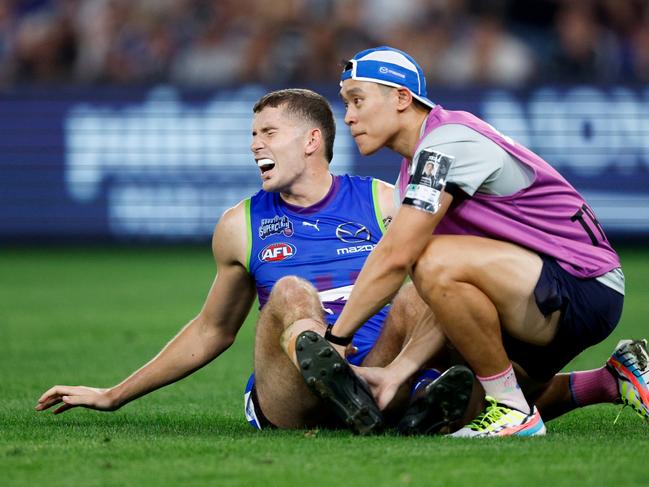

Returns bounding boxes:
[259,242,296,263]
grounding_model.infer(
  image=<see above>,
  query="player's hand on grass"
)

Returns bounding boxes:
[35,385,117,414]
[351,366,400,410]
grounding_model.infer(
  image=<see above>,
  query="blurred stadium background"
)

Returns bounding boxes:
[1,0,648,242]
[2,4,649,485]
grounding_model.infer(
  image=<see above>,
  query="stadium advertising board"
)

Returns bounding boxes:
[1,85,648,241]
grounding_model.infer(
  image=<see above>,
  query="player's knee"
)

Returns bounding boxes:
[269,276,318,307]
[264,275,323,325]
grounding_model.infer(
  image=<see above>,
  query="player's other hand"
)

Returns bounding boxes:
[35,385,117,414]
[351,366,400,410]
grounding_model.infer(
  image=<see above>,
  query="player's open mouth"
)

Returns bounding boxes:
[256,158,276,174]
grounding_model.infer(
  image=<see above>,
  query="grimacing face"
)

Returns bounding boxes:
[250,105,309,193]
[340,79,399,155]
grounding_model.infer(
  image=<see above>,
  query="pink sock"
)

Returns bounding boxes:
[569,367,619,406]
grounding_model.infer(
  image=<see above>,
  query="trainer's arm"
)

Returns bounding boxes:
[36,203,256,414]
[355,311,446,409]
[331,192,453,340]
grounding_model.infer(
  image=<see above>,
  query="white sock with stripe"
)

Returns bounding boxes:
[477,363,531,414]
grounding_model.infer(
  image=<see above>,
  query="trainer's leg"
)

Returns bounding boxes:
[253,276,336,428]
[518,366,619,421]
[411,235,560,413]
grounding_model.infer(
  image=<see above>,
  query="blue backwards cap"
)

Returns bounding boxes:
[341,46,435,109]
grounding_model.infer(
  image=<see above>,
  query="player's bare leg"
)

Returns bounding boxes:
[357,283,477,433]
[291,283,432,434]
[361,283,428,368]
[359,283,435,419]
[253,276,336,428]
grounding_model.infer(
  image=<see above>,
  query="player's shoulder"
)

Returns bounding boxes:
[212,198,249,261]
[373,178,394,191]
[219,197,248,228]
[337,173,369,185]
[338,173,393,191]
[337,174,394,212]
[212,198,250,245]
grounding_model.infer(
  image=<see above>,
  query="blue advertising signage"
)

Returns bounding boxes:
[1,85,648,241]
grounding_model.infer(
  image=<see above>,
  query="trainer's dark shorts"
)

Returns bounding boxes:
[503,255,624,382]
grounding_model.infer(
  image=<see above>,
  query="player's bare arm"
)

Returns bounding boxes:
[330,192,453,341]
[375,179,397,227]
[36,202,256,414]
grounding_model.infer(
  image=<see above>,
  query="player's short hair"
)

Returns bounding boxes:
[253,89,336,163]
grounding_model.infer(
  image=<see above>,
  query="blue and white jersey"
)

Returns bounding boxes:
[246,174,388,363]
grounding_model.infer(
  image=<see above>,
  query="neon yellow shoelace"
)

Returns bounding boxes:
[613,382,649,425]
[467,397,511,431]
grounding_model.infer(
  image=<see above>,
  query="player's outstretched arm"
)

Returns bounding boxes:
[35,202,256,415]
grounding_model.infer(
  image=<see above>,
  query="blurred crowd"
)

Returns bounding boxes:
[1,0,648,89]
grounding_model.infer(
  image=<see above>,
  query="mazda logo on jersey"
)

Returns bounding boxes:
[259,242,296,262]
[335,222,371,243]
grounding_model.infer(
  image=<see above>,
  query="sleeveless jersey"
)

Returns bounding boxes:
[246,175,388,363]
[397,106,620,279]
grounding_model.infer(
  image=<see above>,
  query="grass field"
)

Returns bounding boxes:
[1,246,648,486]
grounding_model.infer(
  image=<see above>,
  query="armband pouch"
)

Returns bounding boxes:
[403,150,454,214]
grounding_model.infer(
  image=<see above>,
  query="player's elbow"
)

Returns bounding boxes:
[193,315,237,357]
[210,326,237,353]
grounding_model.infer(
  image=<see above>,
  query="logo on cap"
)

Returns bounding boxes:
[340,46,436,109]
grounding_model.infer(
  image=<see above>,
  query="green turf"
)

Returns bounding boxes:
[1,246,648,486]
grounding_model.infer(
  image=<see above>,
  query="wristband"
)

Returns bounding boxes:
[324,324,353,346]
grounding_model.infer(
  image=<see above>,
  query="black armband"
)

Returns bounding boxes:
[403,150,454,214]
[324,324,353,346]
